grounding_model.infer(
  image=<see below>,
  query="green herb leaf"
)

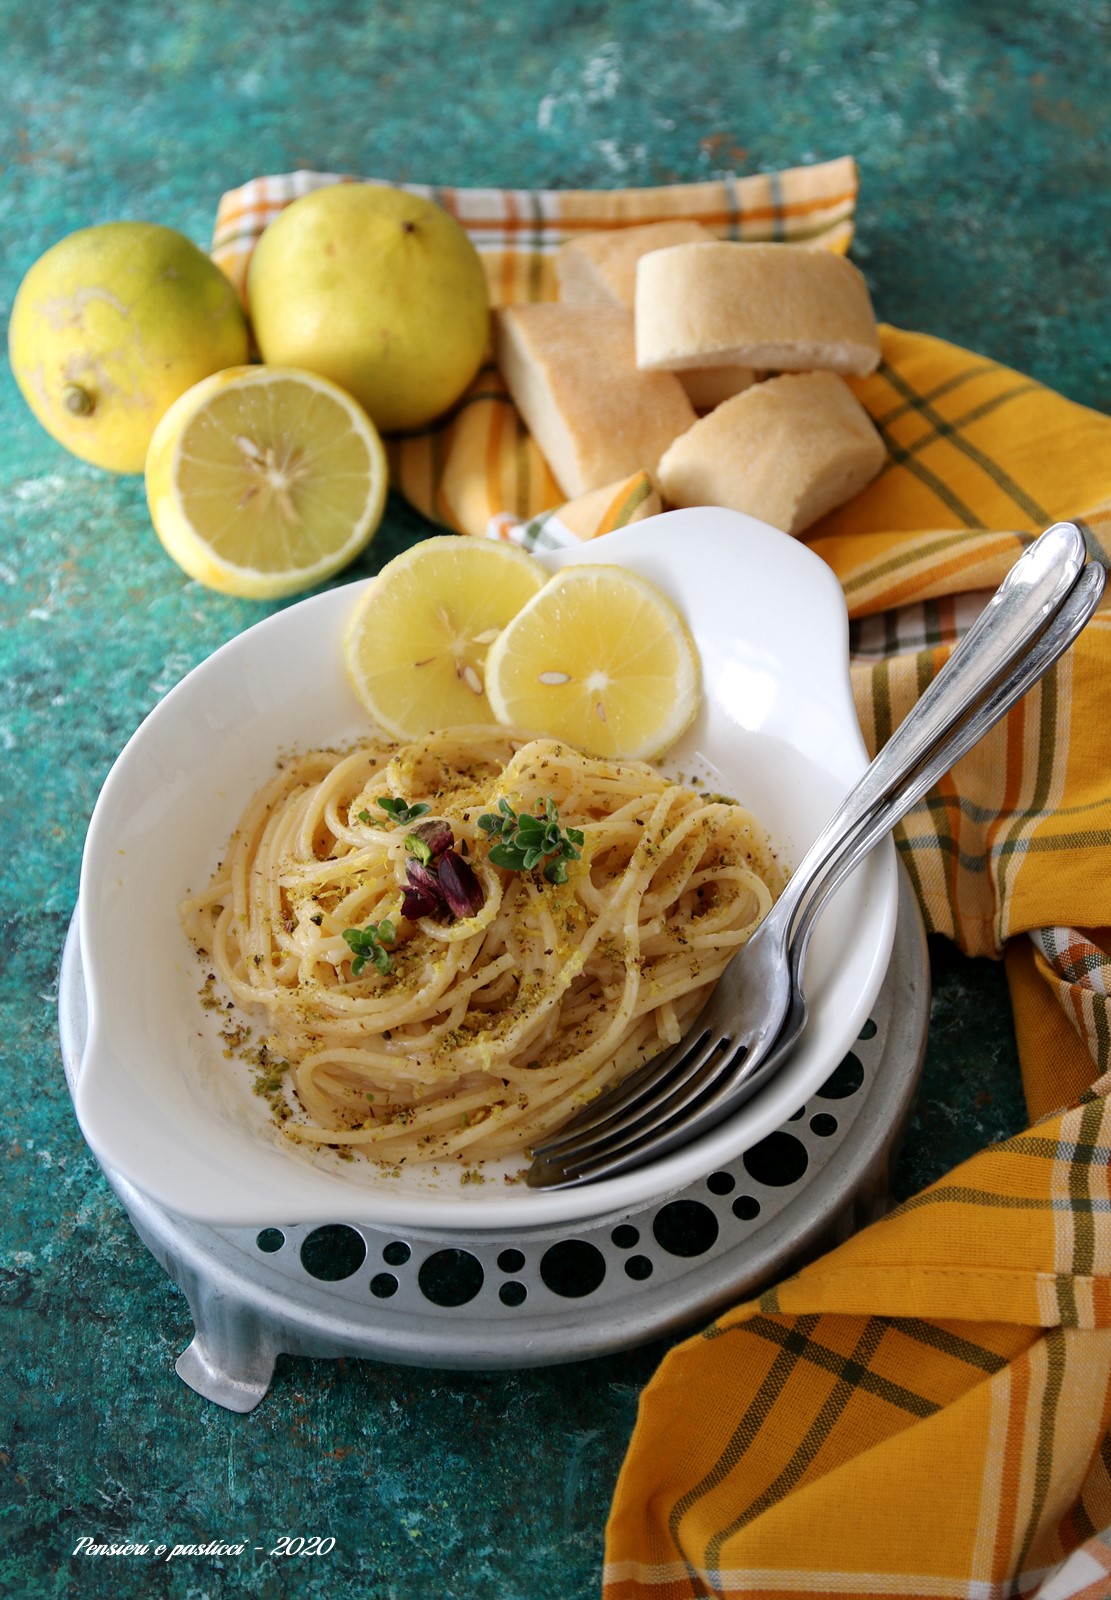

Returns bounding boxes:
[487,842,522,871]
[342,919,397,977]
[477,795,583,881]
[376,796,431,826]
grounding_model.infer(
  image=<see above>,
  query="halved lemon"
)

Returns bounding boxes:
[343,535,546,737]
[485,564,701,759]
[145,366,388,600]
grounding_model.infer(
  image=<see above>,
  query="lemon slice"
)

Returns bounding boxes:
[343,536,547,737]
[485,564,701,759]
[145,365,387,600]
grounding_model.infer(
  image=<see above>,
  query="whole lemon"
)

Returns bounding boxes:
[8,221,249,474]
[246,184,489,434]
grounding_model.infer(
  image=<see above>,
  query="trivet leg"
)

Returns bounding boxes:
[176,1334,275,1412]
[174,1293,279,1412]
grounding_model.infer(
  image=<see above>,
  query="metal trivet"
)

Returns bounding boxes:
[58,869,927,1412]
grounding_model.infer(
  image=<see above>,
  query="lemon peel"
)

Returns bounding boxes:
[247,184,489,434]
[8,221,249,473]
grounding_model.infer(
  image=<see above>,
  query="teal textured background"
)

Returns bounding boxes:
[2,2,1108,1595]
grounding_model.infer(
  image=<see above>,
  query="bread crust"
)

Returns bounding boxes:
[657,371,886,535]
[556,220,712,310]
[636,242,881,378]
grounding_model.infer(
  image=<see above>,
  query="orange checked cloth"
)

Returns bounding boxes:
[214,159,1111,1600]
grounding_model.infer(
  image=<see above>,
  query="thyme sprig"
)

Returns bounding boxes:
[371,796,430,826]
[477,796,584,885]
[342,919,396,976]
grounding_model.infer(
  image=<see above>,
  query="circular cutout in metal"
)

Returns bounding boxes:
[539,1240,606,1299]
[818,1052,865,1100]
[300,1225,367,1282]
[743,1132,809,1188]
[418,1248,484,1307]
[652,1199,719,1257]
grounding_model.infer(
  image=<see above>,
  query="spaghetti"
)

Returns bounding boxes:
[181,728,781,1166]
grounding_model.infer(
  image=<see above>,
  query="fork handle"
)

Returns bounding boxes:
[786,557,1106,974]
[770,521,1088,941]
[668,558,1106,1139]
[552,558,1106,1185]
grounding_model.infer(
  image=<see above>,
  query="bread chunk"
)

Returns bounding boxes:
[556,224,756,411]
[556,220,713,310]
[637,242,881,377]
[495,304,696,498]
[657,371,886,535]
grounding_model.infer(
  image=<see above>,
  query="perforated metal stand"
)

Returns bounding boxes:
[59,869,928,1412]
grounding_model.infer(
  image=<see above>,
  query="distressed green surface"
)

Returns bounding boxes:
[1,1,1107,1595]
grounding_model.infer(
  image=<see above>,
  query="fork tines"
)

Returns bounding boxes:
[527,1030,739,1184]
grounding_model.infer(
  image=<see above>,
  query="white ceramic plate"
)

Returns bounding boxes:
[75,506,896,1230]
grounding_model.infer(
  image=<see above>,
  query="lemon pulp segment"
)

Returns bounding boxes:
[146,367,387,600]
[343,536,546,737]
[485,564,701,760]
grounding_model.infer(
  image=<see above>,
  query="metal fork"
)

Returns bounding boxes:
[527,522,1100,1188]
[529,555,1105,1187]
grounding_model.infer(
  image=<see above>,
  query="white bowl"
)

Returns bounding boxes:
[75,506,896,1230]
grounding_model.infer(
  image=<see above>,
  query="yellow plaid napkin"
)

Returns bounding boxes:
[212,163,1111,1599]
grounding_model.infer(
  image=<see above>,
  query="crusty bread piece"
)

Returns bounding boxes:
[556,220,712,310]
[678,365,759,412]
[556,224,757,410]
[657,371,886,536]
[636,242,881,377]
[495,304,696,498]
